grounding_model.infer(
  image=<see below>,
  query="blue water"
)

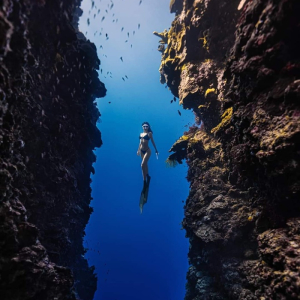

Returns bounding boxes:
[79,1,192,299]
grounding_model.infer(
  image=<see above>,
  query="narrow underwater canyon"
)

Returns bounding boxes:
[0,1,299,300]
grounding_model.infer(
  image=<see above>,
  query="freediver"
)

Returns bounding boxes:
[137,122,158,191]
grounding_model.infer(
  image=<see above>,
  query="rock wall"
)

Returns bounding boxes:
[0,0,105,299]
[159,0,300,299]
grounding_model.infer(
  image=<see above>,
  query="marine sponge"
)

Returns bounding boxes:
[211,107,233,134]
[205,88,216,97]
[198,32,209,53]
[181,135,190,141]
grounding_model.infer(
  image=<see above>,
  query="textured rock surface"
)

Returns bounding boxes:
[0,0,105,299]
[158,0,300,299]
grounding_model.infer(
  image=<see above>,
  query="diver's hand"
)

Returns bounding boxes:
[137,150,140,156]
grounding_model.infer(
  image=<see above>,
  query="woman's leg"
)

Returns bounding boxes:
[141,149,151,182]
[140,152,145,180]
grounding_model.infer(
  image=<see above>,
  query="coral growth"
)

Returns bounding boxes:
[159,0,300,299]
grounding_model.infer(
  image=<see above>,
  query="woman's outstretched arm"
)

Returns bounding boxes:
[149,132,158,153]
[137,135,141,155]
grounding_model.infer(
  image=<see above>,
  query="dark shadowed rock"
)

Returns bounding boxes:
[170,0,184,14]
[0,0,106,299]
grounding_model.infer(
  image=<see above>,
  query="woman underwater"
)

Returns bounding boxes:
[137,122,158,189]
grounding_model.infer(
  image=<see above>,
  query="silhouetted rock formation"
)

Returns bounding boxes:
[157,0,300,299]
[0,1,105,299]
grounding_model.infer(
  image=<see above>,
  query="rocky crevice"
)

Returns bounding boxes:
[0,0,105,299]
[158,0,300,299]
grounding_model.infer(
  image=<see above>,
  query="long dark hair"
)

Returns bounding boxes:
[142,121,153,133]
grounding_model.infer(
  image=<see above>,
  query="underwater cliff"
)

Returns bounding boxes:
[0,0,105,299]
[160,0,300,299]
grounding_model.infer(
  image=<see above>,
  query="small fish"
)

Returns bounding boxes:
[101,16,105,22]
[139,0,142,5]
[105,9,108,13]
[131,44,132,48]
[171,100,173,103]
[125,75,128,79]
[133,31,135,35]
[125,40,128,43]
[87,18,90,26]
[121,27,124,31]
[127,32,129,37]
[178,110,181,116]
[108,101,111,104]
[120,57,123,62]
[138,23,140,29]
[238,0,247,10]
[122,77,125,81]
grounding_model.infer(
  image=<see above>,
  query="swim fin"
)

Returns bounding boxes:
[139,177,151,214]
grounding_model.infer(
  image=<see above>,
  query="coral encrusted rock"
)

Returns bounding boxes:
[0,0,106,299]
[158,0,300,299]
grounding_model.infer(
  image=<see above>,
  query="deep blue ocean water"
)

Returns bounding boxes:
[79,1,193,299]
